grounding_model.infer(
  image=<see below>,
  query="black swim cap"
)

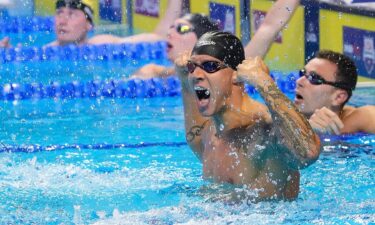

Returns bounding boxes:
[192,31,245,70]
[56,0,94,24]
[182,14,220,39]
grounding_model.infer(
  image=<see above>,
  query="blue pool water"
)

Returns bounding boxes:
[0,28,374,224]
[0,87,374,224]
[2,22,132,47]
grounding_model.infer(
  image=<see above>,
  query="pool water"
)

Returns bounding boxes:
[3,24,133,47]
[1,29,374,224]
[0,88,374,224]
[0,58,171,85]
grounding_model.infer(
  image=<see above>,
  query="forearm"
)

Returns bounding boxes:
[262,0,300,30]
[256,76,320,168]
[245,0,300,58]
[153,0,183,37]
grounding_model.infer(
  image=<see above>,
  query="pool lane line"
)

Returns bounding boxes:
[0,141,188,153]
[1,73,299,101]
[1,133,373,153]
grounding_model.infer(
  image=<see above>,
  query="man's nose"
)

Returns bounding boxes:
[190,68,206,82]
[57,15,68,24]
[296,75,307,87]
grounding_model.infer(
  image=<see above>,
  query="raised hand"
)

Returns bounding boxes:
[174,51,190,76]
[235,57,273,87]
[309,107,344,135]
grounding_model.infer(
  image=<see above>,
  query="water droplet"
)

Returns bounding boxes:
[219,124,224,131]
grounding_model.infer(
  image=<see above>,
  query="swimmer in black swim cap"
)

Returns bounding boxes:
[191,31,245,70]
[131,13,220,79]
[185,31,248,116]
[175,30,320,202]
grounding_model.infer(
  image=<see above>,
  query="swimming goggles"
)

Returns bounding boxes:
[187,60,228,74]
[299,69,351,91]
[171,24,194,35]
[56,0,94,24]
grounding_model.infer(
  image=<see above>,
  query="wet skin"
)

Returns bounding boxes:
[54,7,92,45]
[166,19,198,61]
[178,54,320,201]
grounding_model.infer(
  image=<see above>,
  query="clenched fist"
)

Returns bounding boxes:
[235,57,273,87]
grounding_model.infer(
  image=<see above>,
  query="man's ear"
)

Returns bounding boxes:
[332,89,349,106]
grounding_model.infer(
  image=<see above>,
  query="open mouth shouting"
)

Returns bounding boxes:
[294,91,304,105]
[194,86,211,111]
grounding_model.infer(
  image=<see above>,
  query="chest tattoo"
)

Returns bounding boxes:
[186,120,209,142]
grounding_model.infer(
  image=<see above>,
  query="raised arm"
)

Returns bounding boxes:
[236,57,321,169]
[120,0,182,43]
[245,0,300,58]
[174,52,207,159]
[89,0,183,44]
[153,0,183,38]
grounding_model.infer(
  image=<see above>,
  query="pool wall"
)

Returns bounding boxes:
[26,0,375,80]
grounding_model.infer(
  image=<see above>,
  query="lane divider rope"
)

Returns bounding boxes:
[0,141,188,153]
[1,73,299,101]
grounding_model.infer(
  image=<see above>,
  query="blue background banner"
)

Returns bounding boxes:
[343,26,375,78]
[99,0,122,23]
[209,2,236,34]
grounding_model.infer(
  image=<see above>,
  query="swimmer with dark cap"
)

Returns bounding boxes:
[175,31,321,202]
[131,13,220,79]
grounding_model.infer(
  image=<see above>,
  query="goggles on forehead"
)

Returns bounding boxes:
[299,69,351,91]
[171,23,194,35]
[56,0,94,24]
[187,60,228,74]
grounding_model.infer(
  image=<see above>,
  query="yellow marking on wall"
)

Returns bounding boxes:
[320,10,375,80]
[133,0,168,33]
[121,0,127,24]
[190,0,241,38]
[250,1,305,72]
[320,10,375,52]
[358,76,375,82]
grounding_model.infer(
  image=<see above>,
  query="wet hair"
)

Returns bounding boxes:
[56,0,94,24]
[192,31,245,70]
[182,14,220,39]
[315,50,358,104]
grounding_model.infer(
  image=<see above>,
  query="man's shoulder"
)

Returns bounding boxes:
[343,105,375,118]
[342,105,375,133]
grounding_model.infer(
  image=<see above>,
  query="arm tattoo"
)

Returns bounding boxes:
[257,83,316,161]
[186,120,209,143]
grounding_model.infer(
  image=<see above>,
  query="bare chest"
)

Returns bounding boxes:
[201,131,267,184]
